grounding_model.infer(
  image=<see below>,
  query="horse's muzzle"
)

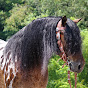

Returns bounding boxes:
[67,60,85,73]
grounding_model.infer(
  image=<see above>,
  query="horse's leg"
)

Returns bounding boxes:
[12,66,48,88]
[0,68,6,88]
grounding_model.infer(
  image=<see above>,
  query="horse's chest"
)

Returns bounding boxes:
[11,68,48,88]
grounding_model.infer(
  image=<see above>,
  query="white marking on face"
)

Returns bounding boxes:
[56,32,60,40]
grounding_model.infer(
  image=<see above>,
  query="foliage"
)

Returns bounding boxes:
[78,30,88,85]
[0,0,87,40]
[0,0,25,11]
[0,11,7,40]
[3,3,48,40]
[4,5,28,31]
[41,0,88,29]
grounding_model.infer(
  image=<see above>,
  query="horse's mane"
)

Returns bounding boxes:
[64,18,82,55]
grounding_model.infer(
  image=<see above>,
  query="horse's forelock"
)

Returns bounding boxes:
[64,19,82,55]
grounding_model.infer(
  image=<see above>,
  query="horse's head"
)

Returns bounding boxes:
[58,16,85,73]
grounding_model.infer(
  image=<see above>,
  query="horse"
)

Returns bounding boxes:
[0,16,85,88]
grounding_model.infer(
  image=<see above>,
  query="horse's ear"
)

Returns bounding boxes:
[62,16,67,27]
[73,18,82,23]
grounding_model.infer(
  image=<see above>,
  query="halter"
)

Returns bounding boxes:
[56,20,77,88]
[56,20,67,63]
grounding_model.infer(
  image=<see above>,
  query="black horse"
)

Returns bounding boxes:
[0,16,85,88]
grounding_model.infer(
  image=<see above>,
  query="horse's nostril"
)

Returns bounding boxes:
[69,63,72,67]
[78,65,81,70]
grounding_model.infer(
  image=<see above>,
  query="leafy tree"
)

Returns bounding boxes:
[41,0,88,29]
[0,0,25,11]
[0,11,6,31]
[3,4,48,40]
[3,5,28,39]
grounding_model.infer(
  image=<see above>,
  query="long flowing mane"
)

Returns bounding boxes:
[4,17,62,70]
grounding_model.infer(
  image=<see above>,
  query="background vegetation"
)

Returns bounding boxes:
[0,0,88,88]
